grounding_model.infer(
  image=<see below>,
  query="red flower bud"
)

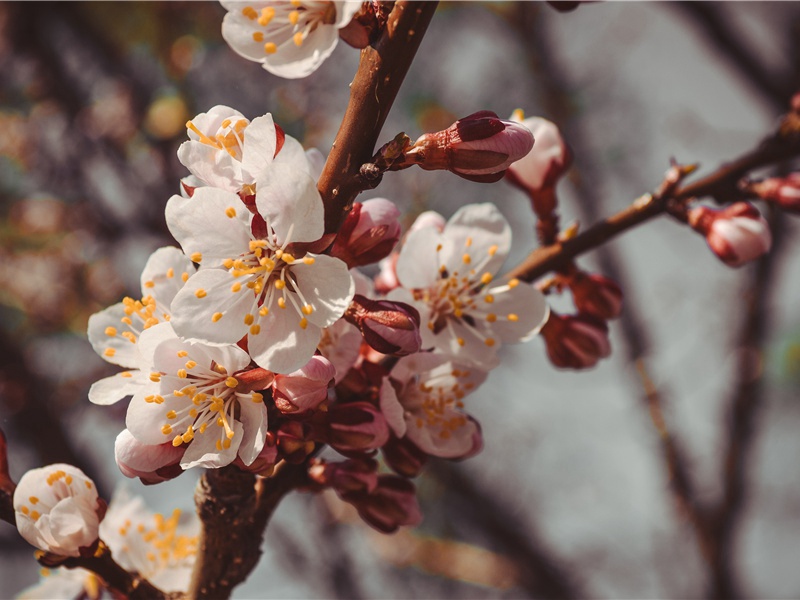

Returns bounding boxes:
[307,458,379,495]
[345,295,422,357]
[330,199,402,268]
[541,312,611,370]
[326,401,390,453]
[568,272,623,320]
[405,111,534,182]
[382,435,428,478]
[751,174,800,213]
[345,475,423,534]
[688,203,771,267]
[276,421,316,464]
[272,355,335,414]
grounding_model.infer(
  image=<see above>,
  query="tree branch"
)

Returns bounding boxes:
[318,1,439,235]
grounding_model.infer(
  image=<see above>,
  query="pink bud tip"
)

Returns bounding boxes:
[506,115,571,198]
[330,199,402,268]
[688,203,772,267]
[346,295,422,357]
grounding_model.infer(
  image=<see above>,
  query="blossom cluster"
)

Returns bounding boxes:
[75,102,554,533]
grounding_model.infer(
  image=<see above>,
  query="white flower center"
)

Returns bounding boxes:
[240,1,337,53]
[186,117,249,161]
[16,469,93,523]
[403,368,475,439]
[116,509,197,578]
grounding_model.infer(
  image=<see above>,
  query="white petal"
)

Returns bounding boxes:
[274,135,312,175]
[396,226,444,289]
[240,113,277,177]
[292,254,354,328]
[176,140,243,192]
[139,246,196,309]
[180,421,243,469]
[87,304,145,369]
[236,396,268,466]
[263,25,339,79]
[88,371,148,406]
[165,188,252,267]
[126,391,180,445]
[255,163,323,244]
[440,203,511,276]
[405,409,479,459]
[379,379,406,437]
[137,322,179,366]
[248,308,321,374]
[480,282,549,343]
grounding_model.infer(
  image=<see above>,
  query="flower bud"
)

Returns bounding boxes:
[750,174,800,213]
[326,401,390,453]
[272,355,335,414]
[382,436,428,478]
[792,91,800,114]
[307,458,379,496]
[13,464,103,557]
[688,203,772,267]
[115,429,184,485]
[568,272,623,320]
[276,421,316,464]
[346,475,423,534]
[329,199,402,268]
[345,295,422,357]
[506,113,571,216]
[406,111,534,182]
[541,312,611,370]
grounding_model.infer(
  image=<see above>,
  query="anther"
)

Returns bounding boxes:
[484,338,496,347]
[258,6,275,26]
[167,268,174,278]
[177,350,188,358]
[274,280,285,290]
[190,252,202,263]
[252,31,264,42]
[231,282,242,293]
[212,312,223,322]
[104,348,116,357]
[250,324,261,335]
[252,392,263,403]
[488,245,498,257]
[195,289,207,298]
[182,272,189,282]
[144,280,155,288]
[225,207,237,218]
[481,272,493,285]
[484,294,494,303]
[303,256,315,265]
[162,424,173,435]
[289,10,299,25]
[264,42,278,54]
[299,317,308,329]
[244,314,254,325]
[259,306,269,316]
[105,327,117,336]
[150,372,161,383]
[225,377,238,388]
[462,254,471,264]
[507,313,519,322]
[293,31,304,46]
[185,360,197,369]
[278,298,286,309]
[302,304,313,315]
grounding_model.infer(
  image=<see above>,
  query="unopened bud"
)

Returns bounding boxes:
[382,435,428,478]
[308,458,379,495]
[345,295,422,356]
[568,272,623,320]
[346,475,423,534]
[541,312,611,370]
[404,111,534,182]
[272,355,335,414]
[688,202,771,267]
[326,401,390,453]
[750,174,800,213]
[506,113,571,216]
[330,199,402,268]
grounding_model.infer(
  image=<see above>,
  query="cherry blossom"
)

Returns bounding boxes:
[391,203,548,366]
[13,464,102,557]
[87,247,196,406]
[380,354,486,459]
[221,1,362,79]
[167,166,354,374]
[124,322,269,470]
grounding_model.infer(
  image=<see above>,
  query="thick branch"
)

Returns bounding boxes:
[318,1,438,235]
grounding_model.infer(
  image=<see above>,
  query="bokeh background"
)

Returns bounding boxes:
[2,1,800,598]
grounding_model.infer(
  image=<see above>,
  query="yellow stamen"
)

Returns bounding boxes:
[182,272,189,282]
[252,31,264,42]
[231,282,242,293]
[481,272,493,285]
[242,6,258,20]
[105,326,117,336]
[185,360,197,369]
[486,313,497,323]
[190,252,202,263]
[104,348,116,357]
[303,256,315,265]
[274,280,285,290]
[462,254,471,264]
[225,207,236,218]
[144,280,155,289]
[250,324,261,335]
[252,392,263,403]
[244,314,254,325]
[484,294,494,303]
[485,338,496,347]
[259,306,269,317]
[488,245,498,257]
[302,304,313,315]
[258,6,275,26]
[293,31,304,46]
[288,10,299,25]
[166,268,174,278]
[177,350,188,357]
[225,377,238,388]
[212,312,223,322]
[264,42,278,55]
[278,297,286,309]
[508,313,519,322]
[150,372,161,382]
[299,317,308,329]
[195,289,207,298]
[162,424,173,435]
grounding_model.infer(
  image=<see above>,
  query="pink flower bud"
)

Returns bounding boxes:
[326,401,390,453]
[407,111,534,182]
[688,203,772,267]
[751,174,800,213]
[382,436,428,478]
[374,252,400,295]
[330,199,402,268]
[272,355,335,414]
[541,312,611,370]
[115,429,184,485]
[307,458,379,495]
[346,475,423,534]
[568,272,623,320]
[506,114,571,214]
[345,295,422,356]
[276,421,316,464]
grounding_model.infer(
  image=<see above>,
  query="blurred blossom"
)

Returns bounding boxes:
[568,271,623,320]
[144,95,190,141]
[751,174,800,213]
[540,312,612,370]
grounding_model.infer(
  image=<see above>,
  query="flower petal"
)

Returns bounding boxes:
[88,370,148,406]
[292,254,354,328]
[440,203,511,276]
[240,113,277,177]
[180,420,243,469]
[236,395,268,466]
[87,304,145,369]
[248,307,321,374]
[139,246,196,309]
[255,162,323,244]
[396,226,444,290]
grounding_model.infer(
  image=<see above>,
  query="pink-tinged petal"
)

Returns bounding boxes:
[479,281,549,344]
[180,420,243,469]
[432,317,501,369]
[396,226,445,289]
[248,307,322,374]
[240,113,277,176]
[292,254,354,328]
[87,304,144,369]
[165,188,252,267]
[272,355,334,413]
[318,318,363,381]
[379,378,407,437]
[126,392,177,445]
[17,568,90,599]
[220,10,268,62]
[115,429,184,475]
[440,203,511,276]
[139,247,196,308]
[169,269,253,345]
[405,407,479,459]
[255,163,323,244]
[236,396,268,466]
[48,498,100,547]
[88,371,148,406]
[137,322,180,366]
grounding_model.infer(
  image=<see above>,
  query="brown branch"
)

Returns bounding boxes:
[318,1,439,235]
[187,462,309,600]
[507,132,800,283]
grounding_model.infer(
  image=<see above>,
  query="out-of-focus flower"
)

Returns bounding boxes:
[13,465,102,557]
[329,199,402,268]
[345,295,422,357]
[380,353,485,459]
[344,475,423,534]
[87,247,196,406]
[391,203,548,367]
[540,312,611,370]
[16,568,102,600]
[124,323,269,470]
[750,174,800,213]
[403,111,534,182]
[568,272,623,320]
[688,202,772,267]
[167,168,354,374]
[506,111,571,217]
[177,106,306,193]
[221,1,362,79]
[272,354,335,413]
